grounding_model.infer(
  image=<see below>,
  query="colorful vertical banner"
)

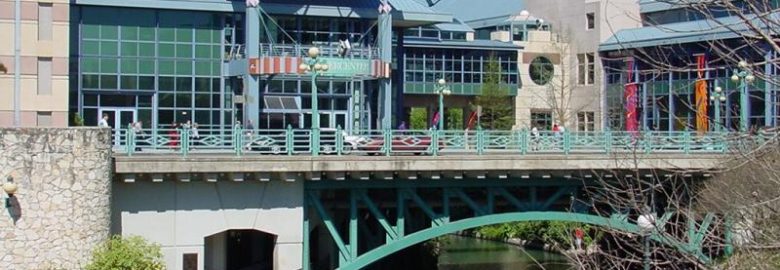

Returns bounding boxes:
[624,58,639,132]
[695,54,709,134]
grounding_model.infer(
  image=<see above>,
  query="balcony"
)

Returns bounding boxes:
[224,43,380,76]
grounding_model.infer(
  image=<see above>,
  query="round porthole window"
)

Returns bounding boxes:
[529,56,554,85]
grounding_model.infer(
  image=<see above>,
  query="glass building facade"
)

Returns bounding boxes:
[604,54,779,132]
[70,6,381,132]
[69,3,524,133]
[72,6,229,130]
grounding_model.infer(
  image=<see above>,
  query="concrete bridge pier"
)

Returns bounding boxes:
[111,176,304,270]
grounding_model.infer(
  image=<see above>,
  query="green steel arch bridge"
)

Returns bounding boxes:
[111,128,772,270]
[303,178,719,270]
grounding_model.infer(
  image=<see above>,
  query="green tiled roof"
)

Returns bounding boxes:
[599,13,780,51]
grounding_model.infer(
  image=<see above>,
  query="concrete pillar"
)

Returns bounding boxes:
[394,30,405,124]
[245,6,261,126]
[378,1,393,129]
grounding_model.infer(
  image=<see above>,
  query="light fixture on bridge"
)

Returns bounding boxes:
[3,175,18,208]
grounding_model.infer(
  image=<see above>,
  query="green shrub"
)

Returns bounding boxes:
[86,235,165,270]
[410,107,428,130]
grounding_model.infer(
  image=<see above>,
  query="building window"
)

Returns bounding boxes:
[531,110,553,130]
[183,253,197,270]
[586,13,595,30]
[37,112,52,127]
[577,53,595,85]
[38,3,52,40]
[577,111,595,131]
[529,56,554,85]
[38,58,52,95]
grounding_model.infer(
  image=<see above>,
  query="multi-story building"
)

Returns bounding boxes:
[599,0,780,132]
[517,0,641,131]
[0,0,70,127]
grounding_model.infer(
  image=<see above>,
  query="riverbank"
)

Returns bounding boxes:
[454,231,597,256]
[437,235,570,270]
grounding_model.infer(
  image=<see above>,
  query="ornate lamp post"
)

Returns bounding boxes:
[299,47,329,156]
[711,86,727,132]
[637,209,656,270]
[436,78,451,131]
[731,60,755,132]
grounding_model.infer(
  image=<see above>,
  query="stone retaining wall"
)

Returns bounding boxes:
[0,128,112,269]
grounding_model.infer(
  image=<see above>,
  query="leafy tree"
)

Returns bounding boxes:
[409,107,428,130]
[446,108,463,130]
[474,55,514,130]
[86,235,165,270]
[72,113,85,126]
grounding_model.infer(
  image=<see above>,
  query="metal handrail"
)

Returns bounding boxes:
[259,43,379,59]
[116,128,756,157]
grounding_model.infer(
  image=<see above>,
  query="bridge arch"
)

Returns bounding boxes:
[338,211,705,270]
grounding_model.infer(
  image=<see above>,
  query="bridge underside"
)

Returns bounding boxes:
[303,178,718,270]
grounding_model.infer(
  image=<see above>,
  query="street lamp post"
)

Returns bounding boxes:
[299,47,329,156]
[436,78,452,131]
[731,60,755,132]
[638,210,656,270]
[711,86,727,132]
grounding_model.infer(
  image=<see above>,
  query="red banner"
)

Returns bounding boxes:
[625,58,638,132]
[625,83,638,132]
[466,111,478,130]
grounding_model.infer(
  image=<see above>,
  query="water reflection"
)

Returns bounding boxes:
[437,235,570,270]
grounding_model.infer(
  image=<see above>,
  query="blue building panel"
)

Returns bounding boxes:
[600,13,780,51]
[639,0,685,14]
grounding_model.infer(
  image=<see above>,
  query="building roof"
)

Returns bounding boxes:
[639,0,686,14]
[433,18,474,32]
[403,37,520,50]
[413,0,525,23]
[599,13,780,52]
[74,0,452,25]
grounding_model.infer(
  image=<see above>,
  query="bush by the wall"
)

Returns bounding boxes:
[85,235,165,270]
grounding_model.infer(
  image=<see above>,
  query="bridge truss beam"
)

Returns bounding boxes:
[303,180,719,270]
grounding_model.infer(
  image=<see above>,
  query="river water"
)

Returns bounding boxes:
[437,235,571,270]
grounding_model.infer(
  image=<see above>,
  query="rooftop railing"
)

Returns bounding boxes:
[226,43,379,61]
[115,126,766,157]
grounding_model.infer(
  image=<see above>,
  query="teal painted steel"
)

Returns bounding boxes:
[724,216,734,256]
[114,128,747,156]
[348,190,358,262]
[304,184,719,269]
[358,191,398,240]
[307,192,351,261]
[335,212,705,270]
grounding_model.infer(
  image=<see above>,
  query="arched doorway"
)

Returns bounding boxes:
[204,229,277,270]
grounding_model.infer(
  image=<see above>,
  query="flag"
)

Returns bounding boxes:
[466,111,478,129]
[695,54,708,134]
[431,111,440,127]
[625,58,638,132]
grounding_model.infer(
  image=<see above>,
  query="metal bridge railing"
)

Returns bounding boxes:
[116,127,761,157]
[258,43,379,60]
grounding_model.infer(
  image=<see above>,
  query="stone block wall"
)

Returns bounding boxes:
[0,128,112,269]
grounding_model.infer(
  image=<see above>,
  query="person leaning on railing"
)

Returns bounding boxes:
[132,121,145,152]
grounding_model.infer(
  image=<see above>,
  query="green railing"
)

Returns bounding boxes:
[116,126,766,156]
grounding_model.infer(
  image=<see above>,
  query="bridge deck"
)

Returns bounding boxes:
[113,153,724,174]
